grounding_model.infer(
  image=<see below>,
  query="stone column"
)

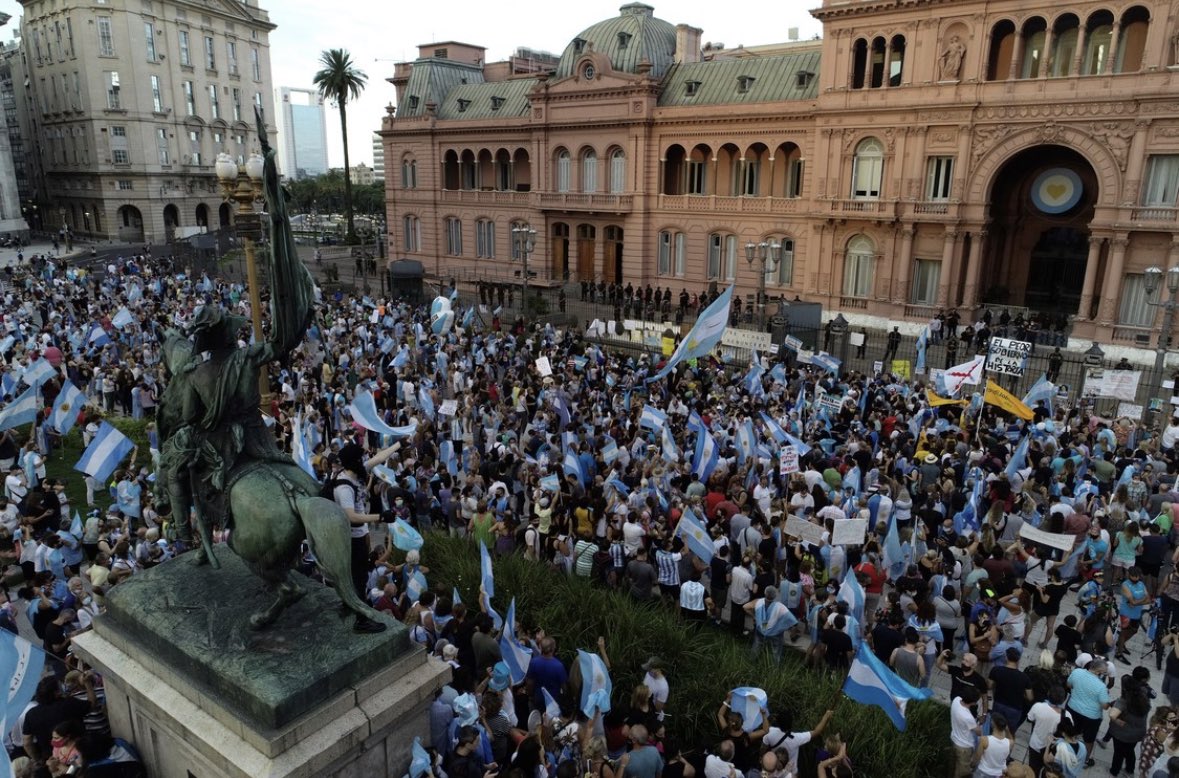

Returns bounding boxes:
[863,48,873,89]
[882,40,892,88]
[1007,33,1024,79]
[1078,235,1104,320]
[658,158,666,196]
[1098,234,1129,325]
[1040,28,1055,78]
[937,229,959,307]
[1072,28,1089,76]
[710,157,718,196]
[894,227,916,301]
[963,229,988,308]
[1106,22,1122,74]
[809,223,828,294]
[767,156,776,199]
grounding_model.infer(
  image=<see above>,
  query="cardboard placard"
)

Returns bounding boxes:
[817,392,845,416]
[831,518,868,547]
[779,445,799,475]
[849,332,865,347]
[987,337,1032,376]
[783,335,803,352]
[784,515,825,546]
[872,360,883,375]
[1116,402,1144,420]
[535,357,553,377]
[1084,369,1142,401]
[721,327,773,351]
[891,359,910,379]
[1019,524,1076,554]
[438,399,458,417]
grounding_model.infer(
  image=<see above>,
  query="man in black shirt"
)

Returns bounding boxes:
[22,674,96,765]
[937,650,990,715]
[988,647,1033,734]
[821,614,854,671]
[869,612,905,664]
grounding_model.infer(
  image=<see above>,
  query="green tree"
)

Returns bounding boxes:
[313,49,367,243]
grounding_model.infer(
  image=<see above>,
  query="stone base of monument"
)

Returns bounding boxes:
[71,547,450,778]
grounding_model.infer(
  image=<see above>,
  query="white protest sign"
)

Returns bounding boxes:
[797,350,814,364]
[849,332,865,347]
[535,357,553,377]
[987,337,1032,376]
[817,392,845,416]
[438,399,458,417]
[872,360,883,375]
[779,445,799,475]
[1116,402,1144,420]
[784,515,825,546]
[1084,369,1141,401]
[783,335,803,352]
[721,328,773,351]
[831,518,868,547]
[1019,524,1076,554]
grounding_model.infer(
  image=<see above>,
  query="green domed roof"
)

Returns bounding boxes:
[555,3,677,80]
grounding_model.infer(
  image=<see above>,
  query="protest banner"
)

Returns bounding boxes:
[987,337,1032,376]
[1019,524,1076,554]
[784,515,825,546]
[438,400,458,417]
[831,519,868,546]
[779,445,799,475]
[535,357,553,377]
[1116,402,1144,420]
[891,359,910,379]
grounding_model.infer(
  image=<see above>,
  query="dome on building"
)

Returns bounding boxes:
[554,3,677,80]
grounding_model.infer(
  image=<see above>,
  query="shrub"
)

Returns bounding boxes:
[420,535,950,777]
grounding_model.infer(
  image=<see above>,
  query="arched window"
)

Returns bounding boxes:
[1082,11,1114,75]
[708,232,737,281]
[844,235,875,298]
[888,35,906,86]
[581,149,598,193]
[769,237,795,286]
[1020,18,1048,78]
[609,148,625,193]
[459,150,476,190]
[1116,6,1150,73]
[851,138,883,199]
[851,39,868,89]
[555,149,571,192]
[475,218,495,258]
[402,215,420,252]
[401,157,417,189]
[987,20,1016,80]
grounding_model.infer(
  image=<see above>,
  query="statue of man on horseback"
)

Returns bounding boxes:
[153,109,387,632]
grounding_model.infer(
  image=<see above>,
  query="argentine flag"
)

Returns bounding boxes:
[0,385,40,432]
[74,421,136,484]
[47,381,86,435]
[674,507,714,562]
[111,307,135,329]
[20,358,56,389]
[914,327,929,374]
[563,449,586,487]
[647,284,735,383]
[730,687,769,732]
[639,404,667,432]
[691,427,719,482]
[499,599,532,685]
[291,412,316,479]
[838,569,866,625]
[577,649,612,717]
[1022,373,1055,414]
[842,643,932,731]
[1004,434,1030,483]
[0,629,46,776]
[479,541,495,600]
[390,518,424,551]
[348,390,417,437]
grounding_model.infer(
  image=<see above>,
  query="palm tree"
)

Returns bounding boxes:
[313,49,367,242]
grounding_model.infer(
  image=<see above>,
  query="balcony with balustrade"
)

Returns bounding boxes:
[534,192,633,212]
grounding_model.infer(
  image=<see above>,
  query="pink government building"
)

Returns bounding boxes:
[379,0,1179,347]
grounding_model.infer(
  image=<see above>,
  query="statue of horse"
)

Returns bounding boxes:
[156,331,383,631]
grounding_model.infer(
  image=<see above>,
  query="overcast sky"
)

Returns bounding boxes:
[0,0,823,168]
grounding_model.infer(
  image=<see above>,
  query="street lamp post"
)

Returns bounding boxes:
[744,240,783,329]
[215,151,268,401]
[512,224,537,317]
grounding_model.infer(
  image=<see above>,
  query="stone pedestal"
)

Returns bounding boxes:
[71,551,450,778]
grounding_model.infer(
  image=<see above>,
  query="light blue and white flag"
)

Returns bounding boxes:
[391,518,425,551]
[408,737,432,778]
[0,372,15,399]
[0,628,46,777]
[111,307,135,329]
[86,323,111,349]
[539,473,560,493]
[70,511,83,539]
[563,449,586,487]
[605,477,630,497]
[838,568,866,625]
[74,421,136,484]
[600,436,619,464]
[479,541,495,600]
[47,380,84,435]
[675,507,714,563]
[811,352,842,376]
[499,598,532,685]
[660,424,680,463]
[392,347,409,370]
[349,390,418,437]
[647,284,735,383]
[687,410,708,439]
[691,427,719,483]
[639,404,667,432]
[440,439,458,476]
[451,587,462,606]
[729,687,769,732]
[373,465,399,488]
[882,515,906,581]
[914,327,929,374]
[379,336,396,355]
[1004,435,1030,483]
[542,687,562,720]
[291,412,316,478]
[406,569,428,603]
[577,649,612,717]
[418,386,435,421]
[20,358,56,389]
[842,643,932,731]
[735,419,757,464]
[1022,373,1055,414]
[0,385,39,431]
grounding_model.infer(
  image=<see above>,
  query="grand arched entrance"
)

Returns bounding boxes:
[980,145,1099,316]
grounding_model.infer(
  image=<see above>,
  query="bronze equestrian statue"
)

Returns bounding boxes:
[154,109,385,632]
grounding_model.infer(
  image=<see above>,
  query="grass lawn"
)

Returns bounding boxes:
[42,418,152,516]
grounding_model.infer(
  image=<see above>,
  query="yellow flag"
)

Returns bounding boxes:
[983,379,1034,420]
[926,389,968,407]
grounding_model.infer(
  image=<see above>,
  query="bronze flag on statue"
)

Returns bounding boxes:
[983,379,1034,420]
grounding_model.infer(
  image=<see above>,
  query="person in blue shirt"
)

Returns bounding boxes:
[1115,566,1151,662]
[1080,525,1109,578]
[1077,570,1104,621]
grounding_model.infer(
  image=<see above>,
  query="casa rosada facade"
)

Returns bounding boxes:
[380,0,1179,347]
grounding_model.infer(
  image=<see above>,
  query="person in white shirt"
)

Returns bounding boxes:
[1163,417,1179,451]
[640,657,670,720]
[763,707,835,775]
[950,688,982,778]
[704,740,738,778]
[622,514,646,557]
[1025,687,1065,774]
[728,557,755,635]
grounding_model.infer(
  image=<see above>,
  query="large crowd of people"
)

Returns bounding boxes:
[2,246,1179,778]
